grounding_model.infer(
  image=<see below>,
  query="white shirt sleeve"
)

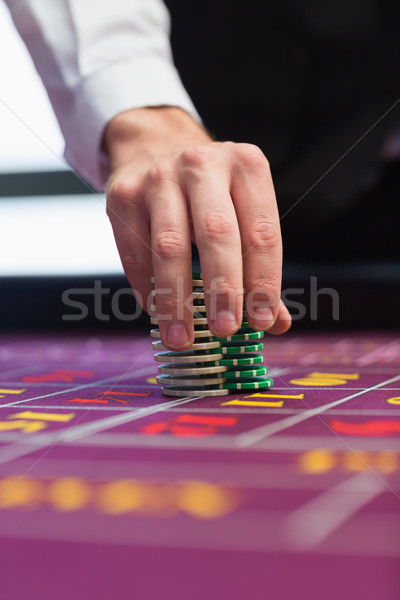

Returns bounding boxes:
[4,0,201,190]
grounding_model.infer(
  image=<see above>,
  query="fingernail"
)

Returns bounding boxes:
[253,306,274,327]
[212,310,237,335]
[167,323,189,348]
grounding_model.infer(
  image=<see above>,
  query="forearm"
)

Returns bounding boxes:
[6,0,200,190]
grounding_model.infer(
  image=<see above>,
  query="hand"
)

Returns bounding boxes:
[103,107,291,350]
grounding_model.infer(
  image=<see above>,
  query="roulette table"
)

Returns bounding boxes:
[0,331,398,599]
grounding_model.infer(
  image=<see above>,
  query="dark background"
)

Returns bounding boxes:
[1,0,400,331]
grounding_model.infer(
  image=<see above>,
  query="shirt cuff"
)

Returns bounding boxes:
[63,55,201,191]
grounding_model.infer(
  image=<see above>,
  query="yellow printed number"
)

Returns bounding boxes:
[0,389,26,398]
[222,393,305,408]
[387,396,400,405]
[290,372,360,386]
[0,411,75,434]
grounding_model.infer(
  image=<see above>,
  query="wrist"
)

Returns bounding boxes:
[103,106,211,170]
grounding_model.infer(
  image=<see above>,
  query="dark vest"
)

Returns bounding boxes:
[165,0,400,231]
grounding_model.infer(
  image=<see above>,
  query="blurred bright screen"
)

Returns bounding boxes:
[0,195,122,276]
[0,5,122,276]
[0,3,65,172]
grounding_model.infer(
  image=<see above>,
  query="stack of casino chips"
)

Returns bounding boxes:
[151,273,273,396]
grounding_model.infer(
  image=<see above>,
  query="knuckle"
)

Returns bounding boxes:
[154,230,187,260]
[203,209,236,241]
[221,140,236,153]
[107,179,141,209]
[208,279,238,298]
[235,143,269,171]
[248,218,280,250]
[249,276,281,296]
[148,161,176,186]
[180,145,213,170]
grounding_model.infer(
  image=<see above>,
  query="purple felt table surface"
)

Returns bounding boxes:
[0,331,399,600]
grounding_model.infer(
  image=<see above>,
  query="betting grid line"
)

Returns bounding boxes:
[0,363,158,409]
[0,346,159,499]
[233,369,400,503]
[0,509,397,557]
[0,394,201,467]
[0,364,53,379]
[56,432,400,452]
[0,381,158,389]
[1,342,399,494]
[61,395,202,441]
[235,373,400,447]
[2,382,400,390]
[0,430,399,453]
[0,456,376,491]
[284,471,386,550]
[0,393,202,516]
[9,404,400,417]
[298,402,400,504]
[261,363,400,504]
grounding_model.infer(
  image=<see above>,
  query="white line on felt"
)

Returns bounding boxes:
[0,395,200,466]
[0,457,344,491]
[15,404,142,412]
[1,508,398,557]
[0,350,157,469]
[0,430,398,454]
[0,441,50,466]
[63,431,400,455]
[0,363,49,379]
[357,341,400,367]
[235,373,400,448]
[169,407,400,416]
[284,471,385,550]
[0,381,158,389]
[12,404,400,417]
[61,395,201,441]
[262,368,290,377]
[0,364,157,409]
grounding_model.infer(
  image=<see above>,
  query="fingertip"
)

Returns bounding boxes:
[266,302,292,335]
[159,321,194,352]
[209,309,239,337]
[245,298,277,332]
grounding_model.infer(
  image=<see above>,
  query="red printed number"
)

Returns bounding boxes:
[142,414,238,437]
[22,369,94,383]
[331,419,400,437]
[67,390,151,405]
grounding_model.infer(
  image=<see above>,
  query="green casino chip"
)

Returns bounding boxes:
[214,331,264,342]
[213,377,274,390]
[224,365,267,378]
[210,342,263,354]
[218,353,264,366]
